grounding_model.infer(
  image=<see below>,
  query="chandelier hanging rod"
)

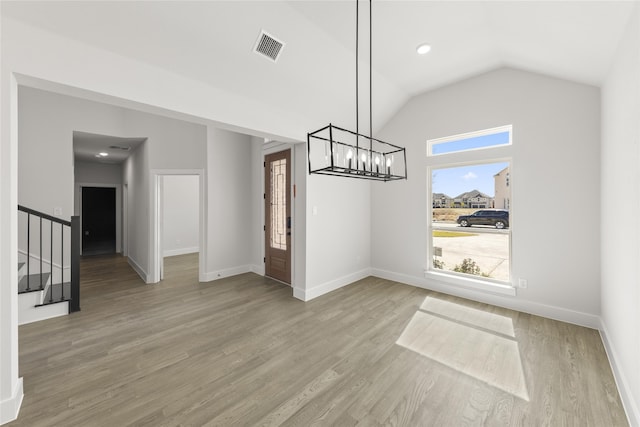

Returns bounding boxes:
[355,0,374,150]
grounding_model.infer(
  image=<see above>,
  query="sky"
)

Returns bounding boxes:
[432,162,509,198]
[430,130,510,197]
[431,130,510,155]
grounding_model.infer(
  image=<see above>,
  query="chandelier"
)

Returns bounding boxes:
[307,0,407,182]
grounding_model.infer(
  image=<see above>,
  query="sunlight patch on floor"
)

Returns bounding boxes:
[397,298,529,401]
[420,296,515,338]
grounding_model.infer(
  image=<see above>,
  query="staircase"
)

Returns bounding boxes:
[18,205,80,325]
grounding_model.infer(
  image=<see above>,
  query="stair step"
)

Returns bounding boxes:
[37,282,71,307]
[18,273,50,294]
[18,262,26,281]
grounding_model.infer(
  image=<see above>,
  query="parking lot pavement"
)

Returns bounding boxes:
[432,228,510,282]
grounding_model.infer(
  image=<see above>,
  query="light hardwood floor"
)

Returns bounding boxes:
[9,254,627,426]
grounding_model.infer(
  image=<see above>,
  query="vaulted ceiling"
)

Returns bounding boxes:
[2,1,635,137]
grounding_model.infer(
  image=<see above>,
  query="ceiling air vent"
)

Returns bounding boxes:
[109,145,131,151]
[254,30,285,63]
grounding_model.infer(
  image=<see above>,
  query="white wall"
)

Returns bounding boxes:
[18,87,125,217]
[124,109,206,171]
[293,143,307,292]
[372,68,602,326]
[74,161,122,185]
[299,174,371,301]
[250,137,265,273]
[0,10,23,423]
[601,4,640,426]
[162,175,199,257]
[205,127,253,280]
[122,141,149,279]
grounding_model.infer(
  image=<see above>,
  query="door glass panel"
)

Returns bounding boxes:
[270,158,287,250]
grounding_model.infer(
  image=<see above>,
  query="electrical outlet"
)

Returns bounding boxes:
[518,278,528,289]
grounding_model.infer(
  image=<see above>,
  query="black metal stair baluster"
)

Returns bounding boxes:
[26,213,31,292]
[50,220,53,303]
[60,223,64,301]
[70,216,80,313]
[39,217,43,291]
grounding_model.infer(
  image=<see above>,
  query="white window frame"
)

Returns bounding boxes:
[426,126,514,296]
[427,124,512,157]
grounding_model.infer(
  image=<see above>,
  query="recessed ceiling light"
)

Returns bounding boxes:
[99,152,109,157]
[416,43,431,55]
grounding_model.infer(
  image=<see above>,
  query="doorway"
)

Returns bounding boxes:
[150,169,205,284]
[81,187,116,256]
[264,150,291,284]
[161,175,200,281]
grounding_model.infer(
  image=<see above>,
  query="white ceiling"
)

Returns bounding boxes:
[3,1,636,137]
[73,131,146,164]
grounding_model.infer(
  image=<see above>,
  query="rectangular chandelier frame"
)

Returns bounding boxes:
[307,124,407,182]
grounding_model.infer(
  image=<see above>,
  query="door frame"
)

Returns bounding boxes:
[261,143,296,286]
[75,183,122,255]
[149,169,206,283]
[123,183,128,256]
[264,149,292,284]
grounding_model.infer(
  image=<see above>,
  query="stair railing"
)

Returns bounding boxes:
[18,205,80,313]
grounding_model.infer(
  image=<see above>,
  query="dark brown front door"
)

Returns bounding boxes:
[265,150,291,284]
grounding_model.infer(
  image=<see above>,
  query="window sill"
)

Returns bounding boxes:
[424,270,516,296]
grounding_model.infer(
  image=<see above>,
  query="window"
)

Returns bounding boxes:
[427,126,512,291]
[428,126,511,156]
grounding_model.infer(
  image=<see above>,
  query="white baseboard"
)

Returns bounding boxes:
[202,265,252,282]
[251,264,265,276]
[371,268,601,329]
[127,257,149,283]
[292,286,305,301]
[294,268,372,302]
[0,377,23,425]
[163,247,199,257]
[599,320,639,427]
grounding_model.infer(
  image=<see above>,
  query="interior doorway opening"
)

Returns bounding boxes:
[161,175,201,281]
[80,186,118,256]
[150,169,205,284]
